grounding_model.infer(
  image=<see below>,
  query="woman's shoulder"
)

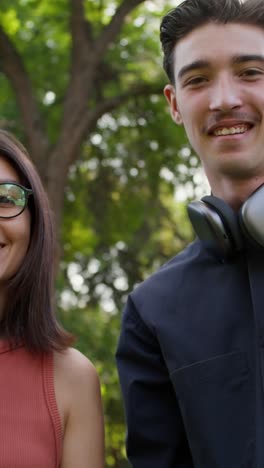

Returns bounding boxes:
[53,347,102,435]
[54,347,101,408]
[54,348,104,466]
[54,347,99,385]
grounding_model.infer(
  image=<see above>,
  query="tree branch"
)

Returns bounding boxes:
[61,0,98,142]
[66,0,95,104]
[59,0,147,168]
[53,81,163,182]
[51,0,151,203]
[0,26,49,167]
[94,0,146,58]
[70,0,93,67]
[86,82,164,125]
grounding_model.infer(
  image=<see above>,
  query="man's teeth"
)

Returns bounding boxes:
[214,125,249,136]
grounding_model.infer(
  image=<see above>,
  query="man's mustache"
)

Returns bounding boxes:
[203,111,260,134]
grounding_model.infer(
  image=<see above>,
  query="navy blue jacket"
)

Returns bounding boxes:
[116,240,264,467]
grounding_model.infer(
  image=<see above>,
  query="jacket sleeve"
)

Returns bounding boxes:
[116,295,194,468]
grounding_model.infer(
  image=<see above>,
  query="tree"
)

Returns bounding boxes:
[57,84,196,467]
[0,0,175,235]
[0,1,205,465]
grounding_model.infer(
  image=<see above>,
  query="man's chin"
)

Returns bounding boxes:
[210,156,263,180]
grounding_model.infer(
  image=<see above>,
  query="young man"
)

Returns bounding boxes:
[116,0,264,466]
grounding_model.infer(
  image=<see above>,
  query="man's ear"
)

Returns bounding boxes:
[164,84,183,125]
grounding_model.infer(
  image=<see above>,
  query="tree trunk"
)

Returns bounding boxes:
[0,0,159,246]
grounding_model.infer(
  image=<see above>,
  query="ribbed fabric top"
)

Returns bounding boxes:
[0,340,62,468]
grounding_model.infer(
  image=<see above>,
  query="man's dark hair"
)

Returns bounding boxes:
[0,129,74,352]
[160,0,264,83]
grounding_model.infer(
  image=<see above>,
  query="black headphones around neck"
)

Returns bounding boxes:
[187,183,264,257]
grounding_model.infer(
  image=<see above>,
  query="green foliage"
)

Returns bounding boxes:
[59,92,194,465]
[0,1,204,465]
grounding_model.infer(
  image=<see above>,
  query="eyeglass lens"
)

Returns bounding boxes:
[0,183,27,218]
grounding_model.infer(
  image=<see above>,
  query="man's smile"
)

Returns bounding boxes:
[206,118,256,137]
[213,124,251,136]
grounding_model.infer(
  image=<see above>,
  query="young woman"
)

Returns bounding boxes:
[0,130,104,468]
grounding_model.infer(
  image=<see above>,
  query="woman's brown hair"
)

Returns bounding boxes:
[0,130,74,352]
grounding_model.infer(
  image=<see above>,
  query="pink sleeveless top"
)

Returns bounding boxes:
[0,340,62,468]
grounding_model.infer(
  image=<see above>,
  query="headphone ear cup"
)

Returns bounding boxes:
[187,195,244,256]
[202,196,244,250]
[239,183,264,247]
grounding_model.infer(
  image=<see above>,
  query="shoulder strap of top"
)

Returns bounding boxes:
[42,352,63,468]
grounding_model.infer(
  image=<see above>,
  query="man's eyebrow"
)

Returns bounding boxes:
[232,54,264,65]
[177,55,264,81]
[177,60,210,81]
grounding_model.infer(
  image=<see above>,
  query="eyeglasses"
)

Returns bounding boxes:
[0,182,33,219]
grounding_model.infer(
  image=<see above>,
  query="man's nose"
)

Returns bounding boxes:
[209,76,242,111]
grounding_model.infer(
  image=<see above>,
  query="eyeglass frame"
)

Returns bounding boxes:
[0,181,33,219]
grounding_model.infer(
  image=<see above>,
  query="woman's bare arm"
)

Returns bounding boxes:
[54,348,105,468]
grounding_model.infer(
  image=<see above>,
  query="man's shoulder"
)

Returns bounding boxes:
[136,240,202,286]
[130,240,205,311]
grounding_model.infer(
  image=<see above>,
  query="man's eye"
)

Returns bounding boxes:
[185,76,207,87]
[240,68,263,78]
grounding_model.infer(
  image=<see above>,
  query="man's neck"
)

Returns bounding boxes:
[208,176,264,211]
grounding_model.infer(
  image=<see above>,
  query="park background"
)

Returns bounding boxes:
[0,0,209,465]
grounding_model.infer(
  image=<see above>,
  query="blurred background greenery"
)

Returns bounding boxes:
[0,0,209,465]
